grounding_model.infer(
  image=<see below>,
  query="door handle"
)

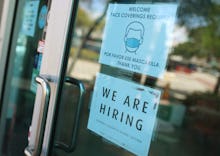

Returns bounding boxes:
[24,75,51,156]
[54,77,85,152]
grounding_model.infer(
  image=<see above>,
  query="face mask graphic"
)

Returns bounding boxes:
[125,38,141,48]
[124,21,144,53]
[125,29,143,53]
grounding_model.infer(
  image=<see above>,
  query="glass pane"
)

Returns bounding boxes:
[52,0,220,156]
[0,0,48,155]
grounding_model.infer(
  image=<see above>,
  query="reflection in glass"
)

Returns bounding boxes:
[55,0,220,156]
[0,0,46,155]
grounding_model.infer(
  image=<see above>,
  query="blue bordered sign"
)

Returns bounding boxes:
[22,0,40,36]
[88,73,161,156]
[38,5,48,29]
[99,4,178,78]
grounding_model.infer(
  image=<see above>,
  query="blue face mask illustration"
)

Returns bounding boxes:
[124,22,144,53]
[125,38,141,48]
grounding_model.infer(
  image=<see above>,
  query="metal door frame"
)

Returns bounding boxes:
[0,0,16,112]
[0,0,17,152]
[26,0,79,155]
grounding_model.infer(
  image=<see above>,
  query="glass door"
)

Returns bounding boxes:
[0,0,49,155]
[45,0,178,156]
[50,0,146,155]
[26,0,220,156]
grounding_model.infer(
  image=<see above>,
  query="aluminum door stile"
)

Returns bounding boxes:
[0,0,16,108]
[28,0,75,156]
[0,0,16,152]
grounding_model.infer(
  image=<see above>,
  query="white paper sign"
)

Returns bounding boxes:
[99,4,177,78]
[88,73,161,156]
[22,0,40,37]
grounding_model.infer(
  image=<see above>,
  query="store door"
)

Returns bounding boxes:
[24,0,180,156]
[49,0,161,155]
[2,0,216,156]
[0,0,50,155]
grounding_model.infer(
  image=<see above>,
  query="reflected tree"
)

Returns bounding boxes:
[67,0,117,74]
[68,0,220,93]
[173,0,220,94]
[76,7,93,29]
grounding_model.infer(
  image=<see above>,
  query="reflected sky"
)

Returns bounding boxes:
[80,0,106,18]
